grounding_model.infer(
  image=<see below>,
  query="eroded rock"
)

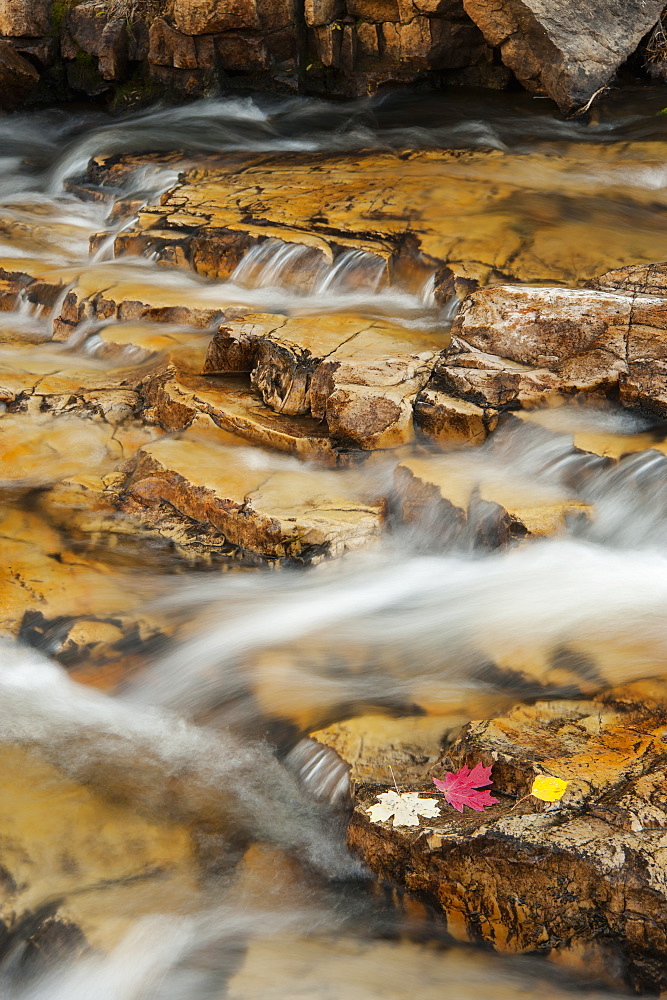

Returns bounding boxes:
[204,313,442,449]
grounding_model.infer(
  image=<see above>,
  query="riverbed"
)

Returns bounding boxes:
[1,85,667,998]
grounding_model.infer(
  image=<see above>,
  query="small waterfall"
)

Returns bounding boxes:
[231,239,389,297]
[232,238,329,293]
[419,273,436,307]
[316,248,387,295]
[15,288,44,319]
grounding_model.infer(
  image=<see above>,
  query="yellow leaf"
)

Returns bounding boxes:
[530,775,569,802]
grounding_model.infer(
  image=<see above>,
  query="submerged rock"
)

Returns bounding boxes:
[394,452,590,546]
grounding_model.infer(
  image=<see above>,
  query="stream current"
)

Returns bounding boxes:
[1,87,667,999]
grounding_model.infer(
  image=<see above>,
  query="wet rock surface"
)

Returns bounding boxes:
[204,313,441,449]
[342,681,667,992]
[103,142,667,289]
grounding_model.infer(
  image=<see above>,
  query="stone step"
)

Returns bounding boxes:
[115,425,384,564]
[141,367,354,465]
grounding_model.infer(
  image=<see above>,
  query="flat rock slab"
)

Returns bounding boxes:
[345,681,667,992]
[462,0,666,112]
[437,283,667,422]
[116,426,384,563]
[0,742,198,955]
[97,143,667,288]
[204,312,442,449]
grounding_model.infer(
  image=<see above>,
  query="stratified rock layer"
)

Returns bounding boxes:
[204,313,440,449]
[107,144,667,289]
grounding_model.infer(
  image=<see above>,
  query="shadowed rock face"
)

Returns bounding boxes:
[0,38,38,109]
[462,0,667,111]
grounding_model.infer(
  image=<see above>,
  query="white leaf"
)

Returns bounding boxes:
[367,790,441,828]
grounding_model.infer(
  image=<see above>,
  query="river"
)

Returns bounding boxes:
[1,86,667,998]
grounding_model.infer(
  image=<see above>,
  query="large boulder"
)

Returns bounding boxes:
[461,0,667,111]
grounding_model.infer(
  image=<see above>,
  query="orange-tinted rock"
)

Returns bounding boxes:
[116,426,383,563]
[346,682,667,991]
[414,388,488,445]
[140,366,352,464]
[204,313,440,450]
[103,142,667,290]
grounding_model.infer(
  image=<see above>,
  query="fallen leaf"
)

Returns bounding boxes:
[530,775,569,802]
[367,790,441,827]
[432,762,498,813]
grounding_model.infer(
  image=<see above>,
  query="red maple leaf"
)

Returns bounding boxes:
[432,762,498,813]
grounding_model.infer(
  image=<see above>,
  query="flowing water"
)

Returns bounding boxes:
[1,87,667,999]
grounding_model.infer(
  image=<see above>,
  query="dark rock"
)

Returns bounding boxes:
[0,38,39,109]
[6,36,58,68]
